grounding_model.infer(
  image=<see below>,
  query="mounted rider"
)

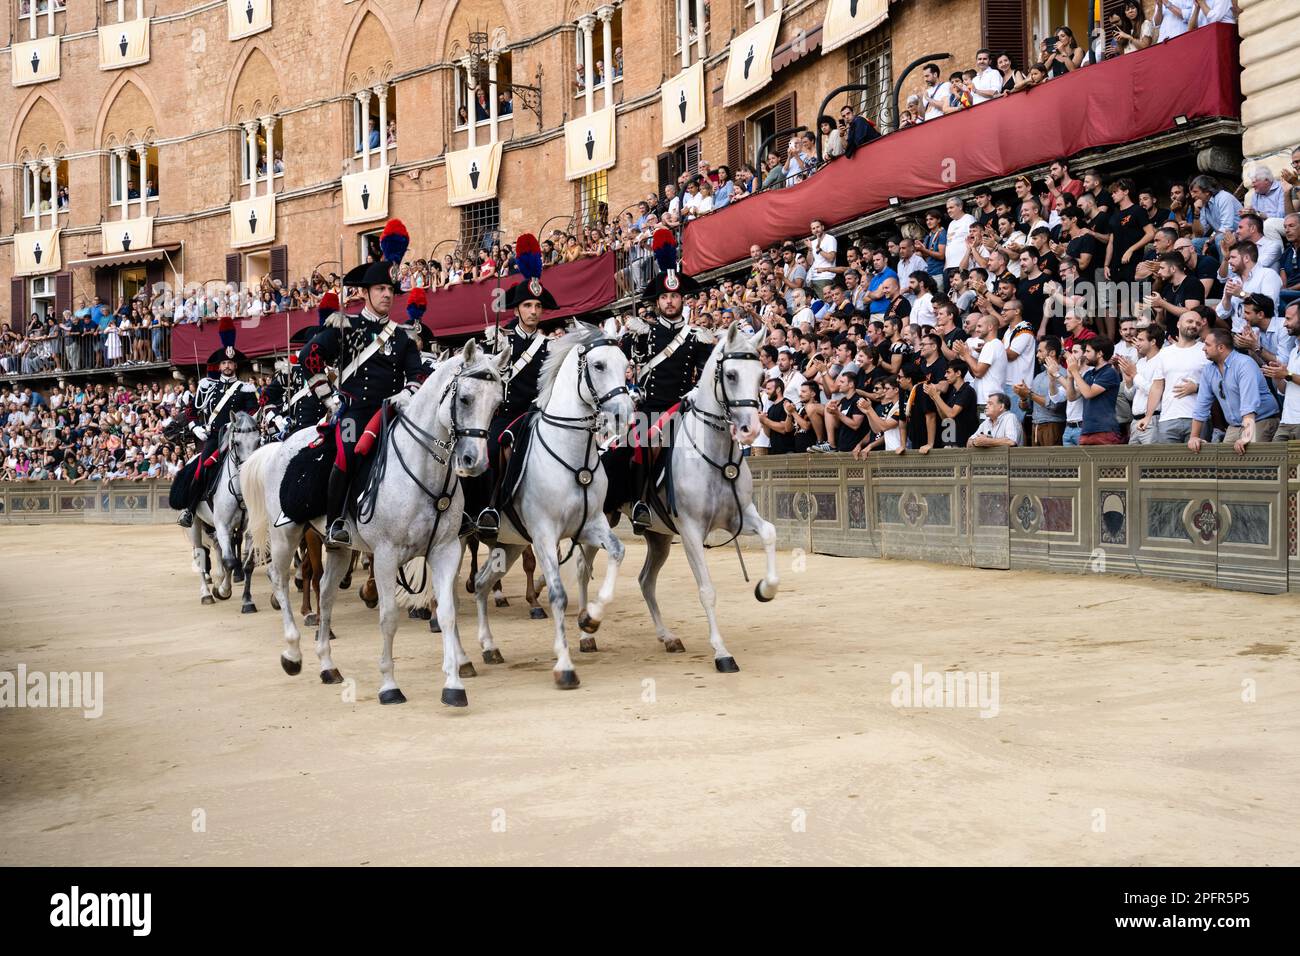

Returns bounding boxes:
[280,292,342,437]
[298,219,426,549]
[615,228,712,532]
[472,232,569,541]
[174,319,260,528]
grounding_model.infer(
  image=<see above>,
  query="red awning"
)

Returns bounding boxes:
[170,252,617,363]
[682,23,1241,275]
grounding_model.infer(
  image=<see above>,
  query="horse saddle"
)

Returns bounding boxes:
[498,410,538,510]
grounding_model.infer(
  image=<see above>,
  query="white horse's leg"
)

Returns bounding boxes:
[534,532,579,689]
[190,525,215,605]
[430,545,470,706]
[271,526,304,675]
[574,544,595,651]
[239,531,258,613]
[575,519,624,650]
[743,501,780,602]
[372,548,406,704]
[639,530,680,651]
[475,543,522,664]
[314,544,348,683]
[212,513,236,600]
[679,525,738,672]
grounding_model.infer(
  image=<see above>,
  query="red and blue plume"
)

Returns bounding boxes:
[317,291,339,324]
[379,218,410,266]
[652,228,677,274]
[218,315,236,349]
[406,286,427,323]
[515,233,543,281]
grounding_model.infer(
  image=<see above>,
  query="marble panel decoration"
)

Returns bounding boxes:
[1147,498,1192,541]
[1041,496,1074,534]
[923,493,951,526]
[1222,502,1269,546]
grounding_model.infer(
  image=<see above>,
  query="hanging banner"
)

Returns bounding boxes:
[661,61,706,148]
[230,193,276,248]
[11,36,61,88]
[722,11,782,108]
[100,217,155,255]
[14,228,61,277]
[564,106,616,181]
[98,18,151,70]
[341,166,391,224]
[445,142,503,207]
[822,0,890,56]
[227,0,272,41]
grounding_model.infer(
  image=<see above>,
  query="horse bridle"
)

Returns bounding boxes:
[223,419,261,509]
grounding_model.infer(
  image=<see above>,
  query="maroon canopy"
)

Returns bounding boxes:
[171,251,617,364]
[681,23,1241,274]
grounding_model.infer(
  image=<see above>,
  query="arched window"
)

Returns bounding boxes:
[240,120,284,190]
[101,0,144,22]
[453,53,513,133]
[574,7,623,98]
[351,84,397,160]
[107,142,159,217]
[18,0,65,39]
[20,155,68,225]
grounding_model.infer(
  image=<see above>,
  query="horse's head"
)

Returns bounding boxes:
[228,410,262,460]
[583,319,635,446]
[441,339,509,478]
[703,321,767,444]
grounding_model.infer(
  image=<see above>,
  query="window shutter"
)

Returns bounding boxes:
[982,0,1027,70]
[684,138,701,176]
[773,92,798,160]
[146,260,165,293]
[656,152,675,194]
[225,253,242,285]
[54,272,72,318]
[10,278,24,329]
[726,122,745,173]
[1100,0,1126,58]
[95,270,114,306]
[270,245,289,287]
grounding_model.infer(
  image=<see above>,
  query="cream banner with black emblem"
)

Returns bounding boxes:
[227,0,272,41]
[722,11,782,108]
[822,0,890,55]
[564,107,616,181]
[341,167,390,224]
[661,60,706,148]
[14,228,61,277]
[100,218,155,255]
[445,142,503,207]
[12,36,60,88]
[230,194,276,248]
[98,18,151,70]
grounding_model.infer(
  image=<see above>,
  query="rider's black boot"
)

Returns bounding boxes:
[324,465,351,549]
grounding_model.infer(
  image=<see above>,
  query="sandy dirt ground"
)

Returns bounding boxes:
[1,523,1297,866]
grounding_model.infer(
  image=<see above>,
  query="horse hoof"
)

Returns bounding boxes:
[270,595,281,611]
[441,687,469,708]
[579,636,598,653]
[554,670,581,690]
[280,655,302,676]
[359,587,378,609]
[529,607,547,620]
[409,607,432,620]
[494,596,510,608]
[429,618,442,633]
[294,577,303,592]
[378,688,407,705]
[577,611,600,634]
[231,567,245,583]
[320,668,344,684]
[663,637,685,653]
[755,581,775,603]
[329,630,337,641]
[482,649,505,665]
[241,603,257,614]
[715,657,740,673]
[201,595,216,606]
[304,612,319,627]
[465,579,476,594]
[214,589,231,602]
[340,573,353,590]
[459,662,477,679]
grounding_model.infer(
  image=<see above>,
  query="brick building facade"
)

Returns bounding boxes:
[2,0,1144,327]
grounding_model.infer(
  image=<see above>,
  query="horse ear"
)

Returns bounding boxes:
[748,323,767,349]
[495,345,512,373]
[461,339,477,363]
[725,320,742,346]
[602,317,619,339]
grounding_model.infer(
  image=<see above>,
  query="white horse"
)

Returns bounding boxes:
[243,340,509,706]
[187,410,262,612]
[609,321,779,672]
[472,322,635,689]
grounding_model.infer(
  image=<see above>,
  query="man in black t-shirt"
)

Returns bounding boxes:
[925,360,979,448]
[1147,252,1205,337]
[1059,206,1099,277]
[1105,178,1155,284]
[759,378,796,455]
[826,371,869,453]
[1017,248,1051,336]
[898,363,934,451]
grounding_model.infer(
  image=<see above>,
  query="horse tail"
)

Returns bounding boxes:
[241,443,275,565]
[392,555,434,610]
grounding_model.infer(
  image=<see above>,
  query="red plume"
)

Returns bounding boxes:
[407,287,427,310]
[515,233,541,256]
[380,218,409,242]
[318,292,340,313]
[651,228,676,252]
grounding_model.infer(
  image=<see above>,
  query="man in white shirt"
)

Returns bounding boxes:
[958,314,1008,414]
[999,301,1036,426]
[1144,311,1211,443]
[944,196,976,276]
[789,288,816,331]
[968,393,1023,446]
[895,237,928,288]
[1122,324,1165,444]
[1155,0,1191,42]
[969,49,1003,105]
[1216,241,1282,332]
[919,63,951,121]
[1261,301,1300,441]
[807,218,838,298]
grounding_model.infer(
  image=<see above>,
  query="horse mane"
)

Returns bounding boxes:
[535,325,606,410]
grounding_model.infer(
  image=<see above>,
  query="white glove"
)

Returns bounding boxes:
[324,395,341,415]
[273,414,289,433]
[192,425,209,442]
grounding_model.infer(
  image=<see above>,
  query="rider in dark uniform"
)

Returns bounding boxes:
[617,228,712,532]
[281,292,341,436]
[174,324,260,527]
[471,232,567,542]
[298,219,425,549]
[261,358,292,437]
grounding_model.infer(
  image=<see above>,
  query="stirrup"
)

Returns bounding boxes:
[325,520,351,549]
[631,501,653,534]
[176,509,194,529]
[476,508,500,543]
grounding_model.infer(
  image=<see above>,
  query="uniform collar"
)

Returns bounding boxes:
[514,322,540,339]
[360,306,387,325]
[657,314,685,329]
[219,374,237,385]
